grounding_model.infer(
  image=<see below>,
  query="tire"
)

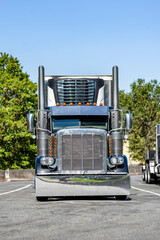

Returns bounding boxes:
[36,197,48,201]
[145,163,148,183]
[142,171,145,181]
[148,166,156,184]
[154,175,158,184]
[147,165,151,183]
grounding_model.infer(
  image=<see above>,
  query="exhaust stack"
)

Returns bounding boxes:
[37,66,49,156]
[38,66,45,110]
[111,66,123,156]
[112,66,119,110]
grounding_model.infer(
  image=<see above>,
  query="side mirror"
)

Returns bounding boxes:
[27,113,35,133]
[125,113,132,132]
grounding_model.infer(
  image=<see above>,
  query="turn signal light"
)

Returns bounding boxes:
[78,102,81,105]
[93,103,96,106]
[100,103,103,106]
[63,103,66,106]
[70,103,73,106]
[86,103,90,106]
[56,103,60,106]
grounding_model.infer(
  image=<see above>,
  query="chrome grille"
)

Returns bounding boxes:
[57,79,96,105]
[62,134,103,171]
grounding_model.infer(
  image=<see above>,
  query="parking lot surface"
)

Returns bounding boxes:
[0,175,160,240]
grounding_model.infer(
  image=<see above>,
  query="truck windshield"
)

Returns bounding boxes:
[52,116,107,129]
[81,121,107,128]
[53,118,79,129]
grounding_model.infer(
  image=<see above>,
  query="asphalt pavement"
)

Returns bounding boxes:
[0,175,160,240]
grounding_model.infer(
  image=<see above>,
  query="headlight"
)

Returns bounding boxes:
[40,157,54,166]
[117,156,124,165]
[110,156,124,166]
[110,157,117,165]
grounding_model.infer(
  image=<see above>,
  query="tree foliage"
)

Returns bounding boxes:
[0,53,37,169]
[119,79,160,162]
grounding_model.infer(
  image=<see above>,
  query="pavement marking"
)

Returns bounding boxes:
[0,184,31,196]
[131,186,160,197]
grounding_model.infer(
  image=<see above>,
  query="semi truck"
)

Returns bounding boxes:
[27,66,132,200]
[142,124,160,183]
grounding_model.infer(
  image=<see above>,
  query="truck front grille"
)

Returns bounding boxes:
[57,79,96,105]
[61,134,103,171]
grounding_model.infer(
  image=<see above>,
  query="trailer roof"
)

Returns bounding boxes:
[45,75,112,81]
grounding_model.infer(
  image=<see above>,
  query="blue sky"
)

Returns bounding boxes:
[1,0,160,92]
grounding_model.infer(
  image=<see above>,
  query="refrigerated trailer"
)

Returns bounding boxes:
[27,66,132,200]
[142,124,160,183]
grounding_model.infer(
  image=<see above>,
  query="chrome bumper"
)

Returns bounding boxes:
[36,174,130,197]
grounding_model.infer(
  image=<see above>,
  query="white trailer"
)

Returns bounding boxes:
[142,124,160,183]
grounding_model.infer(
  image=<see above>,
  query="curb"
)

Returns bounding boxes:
[0,169,35,182]
[0,165,142,182]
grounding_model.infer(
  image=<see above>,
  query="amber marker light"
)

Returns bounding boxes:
[49,135,52,157]
[53,135,57,158]
[93,103,96,106]
[100,103,103,106]
[78,102,81,105]
[56,103,60,106]
[108,135,112,156]
[63,103,66,106]
[86,102,90,106]
[70,103,73,106]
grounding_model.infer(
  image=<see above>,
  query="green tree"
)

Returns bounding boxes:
[119,79,160,162]
[0,52,37,169]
